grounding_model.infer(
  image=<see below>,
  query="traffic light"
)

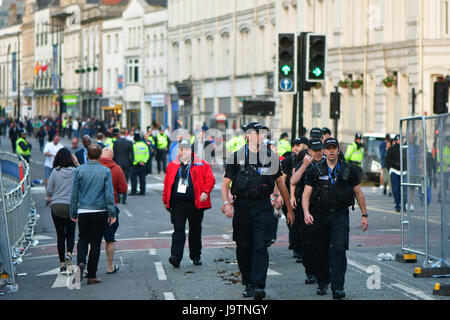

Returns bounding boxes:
[433,81,449,114]
[278,33,297,94]
[306,34,326,82]
[330,92,341,120]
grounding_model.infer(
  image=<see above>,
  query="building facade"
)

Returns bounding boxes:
[297,0,450,144]
[168,0,282,133]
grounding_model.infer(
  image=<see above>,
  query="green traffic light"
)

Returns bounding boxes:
[312,67,322,77]
[281,65,292,76]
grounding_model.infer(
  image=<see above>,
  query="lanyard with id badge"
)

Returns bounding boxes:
[177,162,192,194]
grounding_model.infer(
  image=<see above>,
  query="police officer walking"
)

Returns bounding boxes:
[16,129,32,164]
[221,122,295,300]
[302,138,368,299]
[156,127,170,174]
[290,138,324,285]
[345,133,364,172]
[281,137,308,260]
[130,133,149,196]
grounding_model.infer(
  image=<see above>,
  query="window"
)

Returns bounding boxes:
[127,59,140,84]
[185,39,192,77]
[206,36,214,77]
[114,34,119,53]
[106,69,111,93]
[107,35,111,54]
[446,0,449,35]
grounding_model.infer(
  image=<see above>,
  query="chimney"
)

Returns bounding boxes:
[8,4,18,26]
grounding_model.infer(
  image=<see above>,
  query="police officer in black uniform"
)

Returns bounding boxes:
[281,137,308,260]
[290,138,324,285]
[221,122,295,300]
[302,138,369,299]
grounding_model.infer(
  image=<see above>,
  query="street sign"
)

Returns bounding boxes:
[280,78,293,92]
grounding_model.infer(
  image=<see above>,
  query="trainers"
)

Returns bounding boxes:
[64,254,73,267]
[409,204,415,211]
[332,290,346,300]
[254,288,266,300]
[242,284,254,298]
[60,266,67,275]
[169,256,180,268]
[316,283,328,296]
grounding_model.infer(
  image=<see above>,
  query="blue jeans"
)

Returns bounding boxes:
[390,172,407,210]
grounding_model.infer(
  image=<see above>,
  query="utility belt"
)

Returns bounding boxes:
[349,160,361,167]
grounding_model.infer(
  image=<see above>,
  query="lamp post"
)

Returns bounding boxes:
[43,12,71,133]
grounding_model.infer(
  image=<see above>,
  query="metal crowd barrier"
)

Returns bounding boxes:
[399,113,449,268]
[0,152,38,294]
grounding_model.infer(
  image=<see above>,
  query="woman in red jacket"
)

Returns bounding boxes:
[163,140,215,268]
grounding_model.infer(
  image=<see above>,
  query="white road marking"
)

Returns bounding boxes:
[37,267,60,276]
[122,207,133,218]
[33,235,54,240]
[52,273,69,288]
[155,262,167,280]
[267,268,281,276]
[152,175,164,181]
[348,258,436,300]
[164,292,175,300]
[149,249,156,255]
[390,283,435,300]
[159,229,188,234]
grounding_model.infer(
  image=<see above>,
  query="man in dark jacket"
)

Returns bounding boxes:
[385,135,406,212]
[75,135,92,165]
[113,129,134,204]
[9,122,18,153]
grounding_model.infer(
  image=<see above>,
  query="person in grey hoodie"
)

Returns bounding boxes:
[47,148,78,275]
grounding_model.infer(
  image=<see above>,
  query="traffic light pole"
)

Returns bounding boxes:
[297,33,307,138]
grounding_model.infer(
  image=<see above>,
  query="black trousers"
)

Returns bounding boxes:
[310,209,349,291]
[232,198,273,289]
[51,212,76,263]
[76,212,108,279]
[170,199,204,261]
[156,149,167,173]
[130,165,147,194]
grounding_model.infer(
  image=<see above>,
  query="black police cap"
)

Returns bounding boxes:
[310,127,323,138]
[322,127,332,135]
[355,133,363,139]
[308,138,323,151]
[293,137,309,146]
[324,138,340,149]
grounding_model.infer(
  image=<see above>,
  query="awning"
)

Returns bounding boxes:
[213,113,227,122]
[102,105,122,111]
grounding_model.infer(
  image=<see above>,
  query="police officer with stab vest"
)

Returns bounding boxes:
[302,138,368,299]
[278,132,292,158]
[345,133,364,169]
[16,129,32,164]
[290,138,324,285]
[130,133,149,196]
[156,127,170,174]
[221,122,295,300]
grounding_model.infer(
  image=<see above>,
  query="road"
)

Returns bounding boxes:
[0,134,448,301]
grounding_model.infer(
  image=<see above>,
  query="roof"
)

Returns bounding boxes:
[145,0,167,7]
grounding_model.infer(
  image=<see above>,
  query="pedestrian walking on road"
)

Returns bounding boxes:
[385,135,406,212]
[44,134,64,195]
[37,126,46,153]
[9,122,18,153]
[47,148,77,275]
[302,138,368,299]
[221,122,295,300]
[75,135,92,166]
[113,129,134,204]
[70,143,116,285]
[163,140,215,268]
[100,148,128,275]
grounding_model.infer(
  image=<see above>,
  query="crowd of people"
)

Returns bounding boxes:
[4,112,448,299]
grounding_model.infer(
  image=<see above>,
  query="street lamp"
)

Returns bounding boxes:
[43,12,72,133]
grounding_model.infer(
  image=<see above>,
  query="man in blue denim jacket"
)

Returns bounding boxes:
[71,143,116,285]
